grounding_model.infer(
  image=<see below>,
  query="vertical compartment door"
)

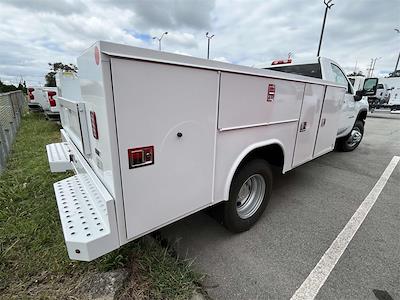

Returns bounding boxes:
[292,84,324,167]
[314,86,344,157]
[110,58,219,239]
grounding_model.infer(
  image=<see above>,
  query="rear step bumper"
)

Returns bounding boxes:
[53,173,119,261]
[46,142,73,172]
[44,110,60,121]
[46,134,119,261]
[28,102,43,111]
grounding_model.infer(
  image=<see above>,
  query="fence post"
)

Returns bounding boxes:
[3,128,11,154]
[14,111,21,128]
[0,140,5,172]
[9,121,16,143]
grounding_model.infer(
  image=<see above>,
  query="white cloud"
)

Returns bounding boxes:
[0,0,399,86]
[213,56,230,63]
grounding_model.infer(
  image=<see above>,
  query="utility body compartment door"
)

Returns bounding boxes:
[110,58,218,239]
[292,84,325,167]
[314,86,344,156]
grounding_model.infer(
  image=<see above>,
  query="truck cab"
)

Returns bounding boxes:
[263,57,371,151]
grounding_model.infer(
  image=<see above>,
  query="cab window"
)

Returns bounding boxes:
[266,63,322,79]
[330,64,353,94]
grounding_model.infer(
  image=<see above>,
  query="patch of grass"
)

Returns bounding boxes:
[118,238,203,300]
[0,112,202,299]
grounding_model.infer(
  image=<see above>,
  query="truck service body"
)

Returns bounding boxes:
[42,86,60,121]
[27,86,46,112]
[46,41,377,261]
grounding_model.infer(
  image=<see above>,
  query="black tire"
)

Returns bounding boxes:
[337,120,364,152]
[222,159,273,233]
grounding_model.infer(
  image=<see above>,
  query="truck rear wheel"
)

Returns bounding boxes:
[222,159,273,233]
[337,120,364,152]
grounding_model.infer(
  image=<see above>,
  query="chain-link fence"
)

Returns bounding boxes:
[0,90,26,173]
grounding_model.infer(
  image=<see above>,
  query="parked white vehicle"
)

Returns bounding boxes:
[379,77,400,111]
[42,72,81,121]
[46,41,378,261]
[42,87,60,121]
[27,86,46,112]
[375,83,390,103]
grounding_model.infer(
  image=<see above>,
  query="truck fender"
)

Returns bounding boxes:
[356,109,368,123]
[223,139,285,200]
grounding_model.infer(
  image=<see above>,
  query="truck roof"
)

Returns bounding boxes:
[89,41,344,89]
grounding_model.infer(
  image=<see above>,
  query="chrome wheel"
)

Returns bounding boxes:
[346,128,362,148]
[236,174,266,219]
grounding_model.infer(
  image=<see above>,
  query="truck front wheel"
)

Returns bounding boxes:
[222,159,273,233]
[337,120,364,152]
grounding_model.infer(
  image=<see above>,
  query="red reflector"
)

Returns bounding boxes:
[128,146,154,169]
[28,88,35,100]
[267,84,276,102]
[94,46,100,65]
[47,91,57,107]
[90,111,99,139]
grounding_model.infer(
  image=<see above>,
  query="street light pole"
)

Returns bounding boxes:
[317,0,334,57]
[206,32,214,59]
[152,32,168,51]
[371,57,382,77]
[367,58,374,77]
[394,28,400,73]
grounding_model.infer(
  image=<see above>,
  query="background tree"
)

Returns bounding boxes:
[346,71,365,77]
[388,70,400,77]
[45,62,78,87]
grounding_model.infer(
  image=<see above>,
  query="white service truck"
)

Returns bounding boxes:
[27,85,59,120]
[46,41,378,261]
[43,71,82,121]
[27,86,47,112]
[42,87,60,121]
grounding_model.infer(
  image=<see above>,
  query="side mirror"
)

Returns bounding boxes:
[362,78,378,96]
[354,90,363,101]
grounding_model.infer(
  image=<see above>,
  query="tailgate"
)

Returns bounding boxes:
[59,96,91,155]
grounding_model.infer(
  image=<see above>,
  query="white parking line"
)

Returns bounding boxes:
[291,156,400,300]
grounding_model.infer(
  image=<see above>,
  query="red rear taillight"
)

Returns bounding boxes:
[267,84,276,102]
[28,88,35,100]
[90,111,99,139]
[48,91,57,107]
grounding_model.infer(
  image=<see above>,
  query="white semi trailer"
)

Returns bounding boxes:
[46,41,378,261]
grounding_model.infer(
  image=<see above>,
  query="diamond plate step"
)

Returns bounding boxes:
[46,142,73,172]
[54,173,119,261]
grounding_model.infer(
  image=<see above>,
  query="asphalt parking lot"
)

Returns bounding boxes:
[161,110,400,300]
